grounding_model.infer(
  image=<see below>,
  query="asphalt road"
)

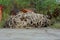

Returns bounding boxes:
[0,28,60,40]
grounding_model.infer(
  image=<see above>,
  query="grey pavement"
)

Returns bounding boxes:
[0,28,60,40]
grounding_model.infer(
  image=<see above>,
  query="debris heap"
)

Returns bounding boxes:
[4,12,51,28]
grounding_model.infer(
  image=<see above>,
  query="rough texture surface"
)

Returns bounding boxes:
[4,12,51,28]
[0,28,60,40]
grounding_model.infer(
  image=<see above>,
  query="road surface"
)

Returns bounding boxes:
[0,28,60,40]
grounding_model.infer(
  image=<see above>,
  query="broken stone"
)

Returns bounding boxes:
[4,12,51,28]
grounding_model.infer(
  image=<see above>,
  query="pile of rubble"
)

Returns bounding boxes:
[4,12,51,28]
